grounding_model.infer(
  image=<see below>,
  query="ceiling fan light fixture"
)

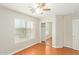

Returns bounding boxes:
[31,3,51,15]
[35,8,43,15]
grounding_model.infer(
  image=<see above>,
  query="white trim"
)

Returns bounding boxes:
[72,19,79,21]
[72,47,79,50]
[8,41,40,55]
[64,45,73,49]
[52,45,63,48]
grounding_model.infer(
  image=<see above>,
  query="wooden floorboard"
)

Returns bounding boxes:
[15,38,79,55]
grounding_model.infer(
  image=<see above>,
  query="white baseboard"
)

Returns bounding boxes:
[64,45,73,49]
[52,46,63,48]
[52,45,63,48]
[63,45,79,50]
[72,48,79,50]
[9,41,40,55]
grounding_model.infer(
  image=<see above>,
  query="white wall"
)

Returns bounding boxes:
[52,20,56,48]
[53,15,64,48]
[55,15,74,48]
[63,15,73,48]
[40,16,56,22]
[63,13,79,50]
[0,7,40,54]
[54,13,79,49]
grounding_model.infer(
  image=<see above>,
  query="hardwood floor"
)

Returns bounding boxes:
[15,38,79,55]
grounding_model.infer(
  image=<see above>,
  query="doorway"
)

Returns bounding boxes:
[46,22,52,47]
[41,22,52,46]
[41,23,46,44]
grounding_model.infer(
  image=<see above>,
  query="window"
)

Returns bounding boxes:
[15,19,34,43]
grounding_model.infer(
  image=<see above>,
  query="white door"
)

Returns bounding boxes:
[72,20,79,50]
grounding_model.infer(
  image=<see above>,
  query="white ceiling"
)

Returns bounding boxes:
[0,3,79,18]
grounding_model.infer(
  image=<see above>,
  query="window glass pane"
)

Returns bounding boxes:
[27,21,31,28]
[15,19,35,43]
[15,19,26,43]
[15,19,25,28]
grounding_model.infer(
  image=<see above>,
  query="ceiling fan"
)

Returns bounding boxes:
[38,3,51,11]
[29,3,51,14]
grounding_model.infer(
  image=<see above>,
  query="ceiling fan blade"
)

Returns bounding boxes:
[43,9,51,11]
[39,3,46,8]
